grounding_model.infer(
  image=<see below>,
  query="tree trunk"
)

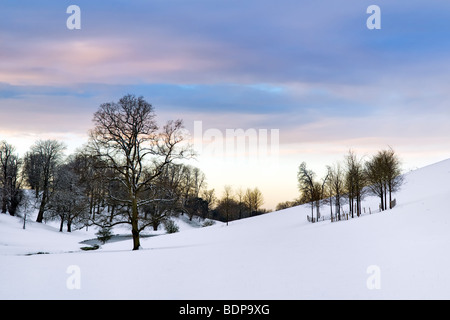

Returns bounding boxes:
[36,189,47,223]
[110,204,115,223]
[316,201,320,220]
[336,196,341,220]
[329,197,333,216]
[89,188,94,218]
[349,196,353,218]
[59,214,64,232]
[36,169,50,223]
[1,199,6,214]
[388,182,393,209]
[132,221,140,250]
[357,195,361,217]
[131,198,140,250]
[1,185,7,213]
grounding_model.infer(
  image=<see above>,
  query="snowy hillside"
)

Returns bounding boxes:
[1,159,450,299]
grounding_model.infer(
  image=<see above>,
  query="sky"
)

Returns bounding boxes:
[1,0,450,210]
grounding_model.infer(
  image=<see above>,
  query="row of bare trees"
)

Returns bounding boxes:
[212,186,266,225]
[1,135,263,242]
[292,149,403,222]
[0,139,71,227]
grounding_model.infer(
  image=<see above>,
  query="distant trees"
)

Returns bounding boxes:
[294,148,404,222]
[47,162,89,232]
[365,148,403,211]
[213,186,266,224]
[345,150,365,218]
[24,140,66,223]
[275,199,302,211]
[326,163,345,220]
[68,151,108,223]
[297,162,317,219]
[201,188,217,214]
[297,162,329,221]
[0,141,22,216]
[0,140,81,226]
[142,163,183,231]
[22,151,42,198]
[244,187,264,217]
[220,185,234,225]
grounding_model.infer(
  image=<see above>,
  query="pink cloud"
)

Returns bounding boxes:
[0,28,237,86]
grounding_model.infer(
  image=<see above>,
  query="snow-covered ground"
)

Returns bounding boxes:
[1,159,450,299]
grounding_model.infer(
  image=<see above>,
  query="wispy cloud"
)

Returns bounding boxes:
[1,0,450,207]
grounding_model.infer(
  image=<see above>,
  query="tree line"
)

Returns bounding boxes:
[212,185,266,225]
[277,148,403,222]
[0,94,268,250]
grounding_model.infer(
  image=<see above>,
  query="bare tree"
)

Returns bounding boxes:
[47,163,89,232]
[365,153,386,210]
[383,147,403,209]
[23,151,44,198]
[26,140,66,223]
[201,188,216,216]
[221,185,234,225]
[89,94,192,250]
[345,150,366,218]
[275,199,302,211]
[315,169,330,219]
[254,188,264,214]
[236,187,245,219]
[191,167,206,199]
[245,187,264,216]
[327,163,346,220]
[143,163,187,230]
[0,141,22,215]
[297,162,317,221]
[365,147,403,210]
[69,150,109,225]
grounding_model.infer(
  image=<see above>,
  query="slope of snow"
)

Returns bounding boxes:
[0,214,90,256]
[1,159,450,299]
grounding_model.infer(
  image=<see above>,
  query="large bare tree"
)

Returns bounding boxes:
[89,94,191,250]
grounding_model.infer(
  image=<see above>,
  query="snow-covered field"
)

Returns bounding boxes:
[1,159,450,299]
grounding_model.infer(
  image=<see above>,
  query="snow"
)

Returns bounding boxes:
[1,159,450,299]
